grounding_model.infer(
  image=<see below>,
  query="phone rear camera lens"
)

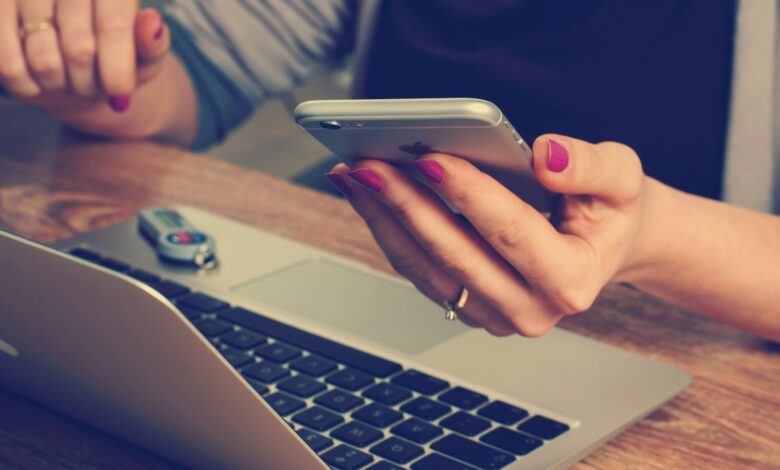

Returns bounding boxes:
[320,121,341,130]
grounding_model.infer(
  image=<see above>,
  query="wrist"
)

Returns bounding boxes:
[151,55,198,146]
[613,177,679,286]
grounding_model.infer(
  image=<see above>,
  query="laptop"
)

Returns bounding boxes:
[0,206,690,469]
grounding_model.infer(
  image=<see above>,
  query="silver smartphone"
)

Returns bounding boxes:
[294,98,551,210]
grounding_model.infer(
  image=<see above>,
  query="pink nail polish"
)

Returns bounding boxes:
[414,159,445,183]
[324,172,353,197]
[348,168,383,192]
[108,95,132,113]
[154,25,165,41]
[547,139,569,173]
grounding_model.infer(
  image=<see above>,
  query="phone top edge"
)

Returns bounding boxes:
[293,98,504,127]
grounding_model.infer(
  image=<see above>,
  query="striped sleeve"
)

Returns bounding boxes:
[163,0,357,150]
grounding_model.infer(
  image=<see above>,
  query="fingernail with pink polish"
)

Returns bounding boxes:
[547,139,569,173]
[348,168,383,192]
[324,172,353,197]
[108,95,132,113]
[414,159,445,183]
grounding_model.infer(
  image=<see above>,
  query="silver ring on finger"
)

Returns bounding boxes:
[443,286,469,321]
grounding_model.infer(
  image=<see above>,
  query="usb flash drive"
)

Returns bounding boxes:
[138,207,216,268]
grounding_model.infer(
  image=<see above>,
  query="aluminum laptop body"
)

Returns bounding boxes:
[0,206,690,469]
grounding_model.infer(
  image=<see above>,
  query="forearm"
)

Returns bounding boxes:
[38,54,197,147]
[627,178,780,341]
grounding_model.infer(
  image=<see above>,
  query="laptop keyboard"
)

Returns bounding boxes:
[68,247,571,469]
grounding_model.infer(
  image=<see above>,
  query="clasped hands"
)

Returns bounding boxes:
[0,0,167,112]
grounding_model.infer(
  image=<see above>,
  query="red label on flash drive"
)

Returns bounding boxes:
[165,231,208,245]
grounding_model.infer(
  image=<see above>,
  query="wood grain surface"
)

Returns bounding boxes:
[0,102,778,469]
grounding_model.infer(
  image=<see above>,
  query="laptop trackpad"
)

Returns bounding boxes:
[231,258,466,355]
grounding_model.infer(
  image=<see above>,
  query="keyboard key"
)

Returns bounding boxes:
[367,461,405,470]
[297,428,334,452]
[177,292,229,313]
[68,247,102,262]
[245,378,269,396]
[219,346,253,368]
[363,383,412,406]
[221,307,402,377]
[411,453,476,470]
[220,329,267,350]
[277,375,327,398]
[440,412,491,437]
[290,355,337,377]
[477,401,528,425]
[242,361,289,383]
[100,258,130,272]
[391,370,449,395]
[401,397,451,421]
[255,342,302,363]
[151,280,190,299]
[293,406,344,431]
[327,368,374,391]
[177,306,203,321]
[431,434,515,469]
[127,269,160,284]
[370,437,424,464]
[439,387,488,410]
[315,389,365,412]
[331,421,384,447]
[480,427,543,456]
[264,392,305,416]
[193,318,233,338]
[517,415,569,440]
[322,445,373,470]
[352,404,403,428]
[391,418,443,444]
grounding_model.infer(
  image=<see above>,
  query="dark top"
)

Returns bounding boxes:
[361,0,737,199]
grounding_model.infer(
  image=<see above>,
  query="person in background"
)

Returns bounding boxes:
[0,0,777,341]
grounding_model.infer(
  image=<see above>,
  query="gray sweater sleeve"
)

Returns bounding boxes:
[163,0,357,150]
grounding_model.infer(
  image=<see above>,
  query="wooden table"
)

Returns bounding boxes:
[0,101,778,469]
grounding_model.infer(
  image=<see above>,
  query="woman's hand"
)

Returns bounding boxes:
[326,135,656,337]
[0,0,170,113]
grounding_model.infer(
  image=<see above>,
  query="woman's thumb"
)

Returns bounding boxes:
[532,135,644,203]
